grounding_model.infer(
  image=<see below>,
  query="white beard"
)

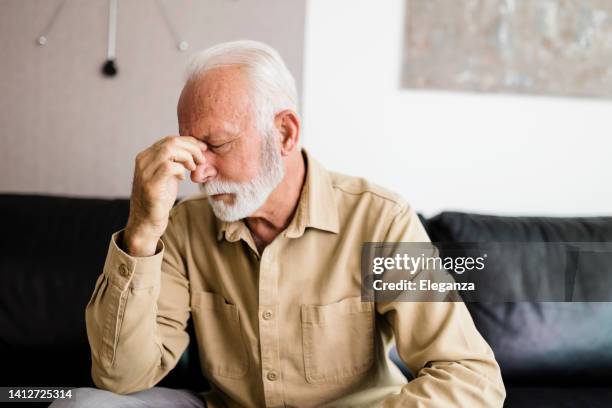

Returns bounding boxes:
[198,132,285,222]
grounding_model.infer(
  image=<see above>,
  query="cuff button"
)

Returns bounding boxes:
[119,264,130,277]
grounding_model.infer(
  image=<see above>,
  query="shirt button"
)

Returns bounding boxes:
[119,264,130,277]
[266,370,279,381]
[262,310,273,320]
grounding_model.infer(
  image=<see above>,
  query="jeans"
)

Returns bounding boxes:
[48,387,206,408]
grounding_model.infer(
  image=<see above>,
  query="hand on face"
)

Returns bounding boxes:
[126,135,212,250]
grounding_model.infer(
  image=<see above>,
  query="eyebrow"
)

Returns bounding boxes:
[198,128,240,142]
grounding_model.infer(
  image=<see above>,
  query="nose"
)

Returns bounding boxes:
[191,163,217,183]
[191,151,217,183]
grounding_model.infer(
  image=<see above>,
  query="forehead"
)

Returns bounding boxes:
[177,66,254,135]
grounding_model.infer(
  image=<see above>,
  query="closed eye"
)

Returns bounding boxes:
[208,140,233,153]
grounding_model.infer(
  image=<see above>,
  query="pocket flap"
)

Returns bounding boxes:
[301,296,373,324]
[192,291,239,322]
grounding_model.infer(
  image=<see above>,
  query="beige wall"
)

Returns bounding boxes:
[0,0,306,198]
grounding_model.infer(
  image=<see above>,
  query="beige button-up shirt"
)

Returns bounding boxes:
[86,150,505,407]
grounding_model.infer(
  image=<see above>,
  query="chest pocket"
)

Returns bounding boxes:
[300,296,375,384]
[190,291,249,379]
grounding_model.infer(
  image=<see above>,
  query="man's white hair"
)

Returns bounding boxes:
[185,40,298,133]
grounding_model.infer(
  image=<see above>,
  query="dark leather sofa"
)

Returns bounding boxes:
[1,193,611,407]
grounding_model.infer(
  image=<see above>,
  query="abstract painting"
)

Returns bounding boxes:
[402,0,612,98]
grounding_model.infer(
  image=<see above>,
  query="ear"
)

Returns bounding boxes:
[274,110,300,156]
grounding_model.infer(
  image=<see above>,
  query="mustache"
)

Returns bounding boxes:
[199,178,240,196]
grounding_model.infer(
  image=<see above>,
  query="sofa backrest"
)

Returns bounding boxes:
[426,212,612,386]
[0,193,205,390]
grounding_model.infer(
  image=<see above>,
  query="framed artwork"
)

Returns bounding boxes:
[402,0,612,98]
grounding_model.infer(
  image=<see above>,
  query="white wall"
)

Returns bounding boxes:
[302,0,612,217]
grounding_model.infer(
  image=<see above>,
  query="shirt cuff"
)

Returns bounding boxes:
[103,229,165,290]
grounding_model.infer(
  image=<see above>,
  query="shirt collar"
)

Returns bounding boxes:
[216,148,339,242]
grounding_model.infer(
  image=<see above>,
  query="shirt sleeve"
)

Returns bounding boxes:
[375,204,506,407]
[85,208,191,394]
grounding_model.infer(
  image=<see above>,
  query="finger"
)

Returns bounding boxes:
[151,135,206,166]
[137,136,179,174]
[175,136,207,165]
[145,145,198,180]
[150,160,187,184]
[140,136,206,181]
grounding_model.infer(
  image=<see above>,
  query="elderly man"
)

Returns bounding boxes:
[51,40,505,407]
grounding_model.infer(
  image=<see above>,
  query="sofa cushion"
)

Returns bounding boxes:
[505,386,612,408]
[425,212,612,386]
